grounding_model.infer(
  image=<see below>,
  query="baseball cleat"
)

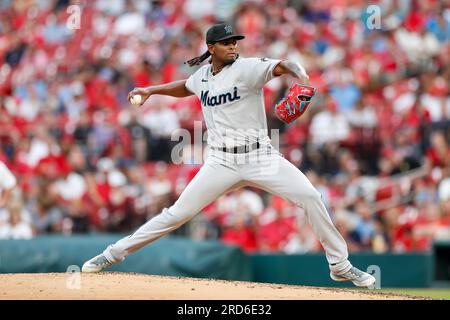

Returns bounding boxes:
[330,266,376,288]
[82,254,114,273]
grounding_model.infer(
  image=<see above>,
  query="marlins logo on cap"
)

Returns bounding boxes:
[206,23,245,44]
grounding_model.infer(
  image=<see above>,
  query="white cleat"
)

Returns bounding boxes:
[82,254,114,273]
[330,266,376,288]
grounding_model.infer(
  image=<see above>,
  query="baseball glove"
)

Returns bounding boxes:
[274,84,316,124]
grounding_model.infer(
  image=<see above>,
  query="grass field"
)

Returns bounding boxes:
[358,288,450,300]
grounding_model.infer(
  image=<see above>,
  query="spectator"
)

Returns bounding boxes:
[29,195,64,234]
[329,72,361,113]
[221,210,258,253]
[346,98,378,129]
[282,208,319,254]
[0,200,33,239]
[425,131,450,169]
[140,96,181,161]
[0,161,17,210]
[123,111,152,163]
[257,196,297,252]
[309,98,350,146]
[371,216,389,253]
[145,161,173,217]
[352,201,376,250]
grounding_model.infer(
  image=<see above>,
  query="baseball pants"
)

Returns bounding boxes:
[103,144,350,268]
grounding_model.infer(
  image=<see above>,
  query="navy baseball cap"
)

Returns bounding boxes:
[206,23,245,44]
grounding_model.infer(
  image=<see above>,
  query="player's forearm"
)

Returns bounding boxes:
[275,60,310,84]
[144,80,193,98]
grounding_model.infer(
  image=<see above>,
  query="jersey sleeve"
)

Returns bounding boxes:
[185,67,203,97]
[240,57,281,90]
[185,74,196,95]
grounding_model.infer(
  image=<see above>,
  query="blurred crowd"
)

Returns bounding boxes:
[0,0,449,253]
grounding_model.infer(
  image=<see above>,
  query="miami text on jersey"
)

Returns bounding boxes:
[200,87,241,107]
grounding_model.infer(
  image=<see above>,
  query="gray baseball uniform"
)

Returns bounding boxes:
[102,57,350,270]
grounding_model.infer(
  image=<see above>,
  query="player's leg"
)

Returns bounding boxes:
[243,148,375,287]
[82,157,241,272]
[244,152,349,264]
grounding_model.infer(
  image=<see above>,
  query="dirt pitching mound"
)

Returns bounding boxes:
[0,273,420,300]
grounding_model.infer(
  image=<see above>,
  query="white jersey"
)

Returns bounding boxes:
[185,57,281,148]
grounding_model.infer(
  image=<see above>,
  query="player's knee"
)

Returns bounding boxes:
[160,207,193,225]
[300,188,322,204]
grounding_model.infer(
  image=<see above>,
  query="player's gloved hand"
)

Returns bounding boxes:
[127,87,151,107]
[274,84,316,124]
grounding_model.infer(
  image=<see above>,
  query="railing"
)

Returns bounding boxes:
[334,165,430,212]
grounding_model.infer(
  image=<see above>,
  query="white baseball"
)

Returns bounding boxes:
[130,94,142,105]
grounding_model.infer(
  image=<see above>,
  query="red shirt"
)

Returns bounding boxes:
[257,216,297,252]
[222,226,258,253]
[426,148,450,168]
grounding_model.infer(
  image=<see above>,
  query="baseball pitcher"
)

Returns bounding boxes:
[82,23,376,288]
